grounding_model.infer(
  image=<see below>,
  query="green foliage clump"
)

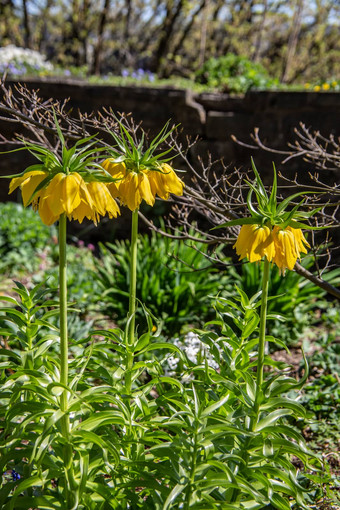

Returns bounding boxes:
[94,231,232,336]
[195,53,279,93]
[301,319,340,422]
[0,282,321,509]
[32,243,101,341]
[0,202,56,273]
[234,257,340,345]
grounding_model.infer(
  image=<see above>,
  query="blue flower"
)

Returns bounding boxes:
[12,469,21,481]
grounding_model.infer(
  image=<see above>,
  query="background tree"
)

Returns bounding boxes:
[0,0,339,83]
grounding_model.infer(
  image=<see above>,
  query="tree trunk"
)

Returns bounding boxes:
[139,0,164,54]
[22,0,31,48]
[281,0,304,83]
[152,0,184,76]
[37,0,54,53]
[81,0,91,66]
[198,0,208,68]
[124,0,132,39]
[252,0,268,62]
[171,0,206,66]
[92,0,111,75]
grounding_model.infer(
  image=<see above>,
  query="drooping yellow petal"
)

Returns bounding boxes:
[233,224,254,260]
[258,231,275,262]
[102,160,126,199]
[87,181,120,218]
[9,175,28,195]
[101,159,126,180]
[233,224,274,263]
[159,163,184,196]
[138,172,155,207]
[287,226,310,254]
[251,225,275,262]
[38,191,60,226]
[9,171,48,205]
[60,173,82,215]
[77,178,95,210]
[147,171,169,200]
[21,171,49,206]
[69,200,96,224]
[86,181,106,216]
[272,227,299,274]
[107,182,120,199]
[119,173,140,211]
[43,173,66,216]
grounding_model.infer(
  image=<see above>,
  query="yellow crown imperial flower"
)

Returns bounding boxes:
[101,120,184,211]
[24,172,120,226]
[234,224,311,273]
[218,160,319,275]
[6,116,121,226]
[102,160,184,211]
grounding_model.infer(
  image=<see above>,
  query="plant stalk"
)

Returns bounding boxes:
[126,208,139,394]
[59,213,69,416]
[58,213,75,507]
[254,258,270,418]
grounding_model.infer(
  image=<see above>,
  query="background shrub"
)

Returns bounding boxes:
[94,230,233,337]
[195,54,279,93]
[0,202,56,273]
[232,256,340,346]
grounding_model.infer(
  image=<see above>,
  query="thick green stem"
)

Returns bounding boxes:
[185,426,198,509]
[58,214,74,507]
[59,214,69,416]
[128,208,139,345]
[125,208,139,394]
[254,258,270,416]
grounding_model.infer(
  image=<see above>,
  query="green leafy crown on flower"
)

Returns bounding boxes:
[216,159,322,231]
[2,112,119,201]
[103,119,180,174]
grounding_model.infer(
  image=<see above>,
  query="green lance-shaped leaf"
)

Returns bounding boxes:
[254,408,294,431]
[7,471,50,509]
[74,410,126,431]
[163,483,186,510]
[200,394,231,419]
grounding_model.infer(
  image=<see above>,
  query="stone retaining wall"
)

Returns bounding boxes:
[1,78,339,201]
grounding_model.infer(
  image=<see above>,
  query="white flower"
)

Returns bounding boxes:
[0,45,53,75]
[165,331,220,377]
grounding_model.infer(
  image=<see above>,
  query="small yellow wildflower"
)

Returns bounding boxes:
[304,83,310,89]
[322,83,330,91]
[102,159,184,211]
[331,81,338,87]
[313,85,321,92]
